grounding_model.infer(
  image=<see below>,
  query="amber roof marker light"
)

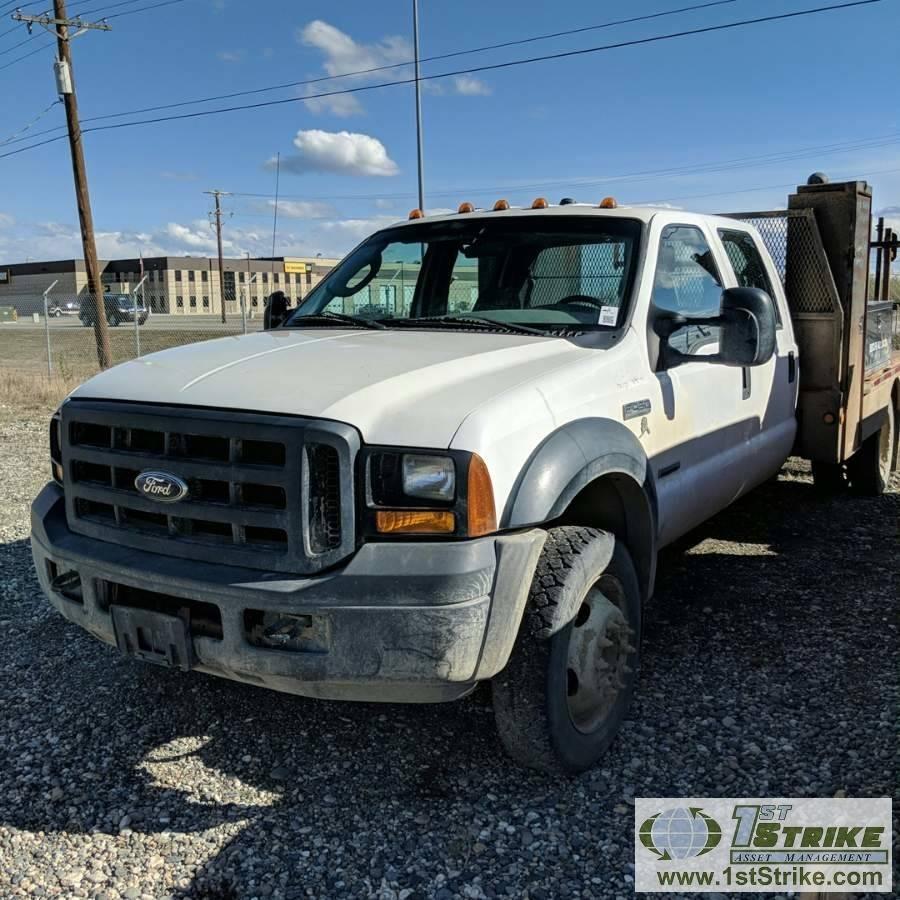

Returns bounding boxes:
[458,201,475,214]
[599,197,618,209]
[531,197,549,209]
[493,199,510,211]
[408,208,424,219]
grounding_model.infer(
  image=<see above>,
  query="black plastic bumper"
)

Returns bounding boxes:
[31,484,545,702]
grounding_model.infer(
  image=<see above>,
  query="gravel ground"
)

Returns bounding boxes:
[1,412,897,900]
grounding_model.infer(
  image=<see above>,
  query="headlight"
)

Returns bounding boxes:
[363,448,496,538]
[401,454,455,501]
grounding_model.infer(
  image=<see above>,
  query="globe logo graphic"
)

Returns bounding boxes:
[639,807,722,860]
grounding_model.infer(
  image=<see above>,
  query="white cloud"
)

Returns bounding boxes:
[216,49,245,63]
[302,91,363,118]
[298,20,411,116]
[271,129,398,177]
[452,75,492,96]
[268,199,334,219]
[300,20,410,78]
[0,212,14,229]
[373,198,395,210]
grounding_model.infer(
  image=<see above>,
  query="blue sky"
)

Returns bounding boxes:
[0,0,898,262]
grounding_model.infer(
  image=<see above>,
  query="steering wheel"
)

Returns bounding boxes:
[556,295,607,310]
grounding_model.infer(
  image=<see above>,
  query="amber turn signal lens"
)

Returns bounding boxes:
[467,453,497,537]
[531,197,549,209]
[408,208,424,219]
[493,199,510,211]
[598,197,618,209]
[375,510,455,534]
[458,201,475,213]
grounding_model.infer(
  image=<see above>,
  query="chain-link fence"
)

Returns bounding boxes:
[0,288,277,381]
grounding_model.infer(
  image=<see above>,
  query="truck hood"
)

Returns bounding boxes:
[71,328,585,447]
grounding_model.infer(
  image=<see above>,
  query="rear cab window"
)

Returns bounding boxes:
[717,227,783,327]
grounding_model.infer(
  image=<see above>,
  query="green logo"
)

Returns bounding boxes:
[640,807,723,860]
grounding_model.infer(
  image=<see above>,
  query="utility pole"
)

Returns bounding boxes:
[15,1,113,368]
[205,190,230,323]
[412,0,425,212]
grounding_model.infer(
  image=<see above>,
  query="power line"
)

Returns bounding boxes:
[227,131,900,202]
[102,0,185,18]
[634,164,900,206]
[68,0,884,139]
[22,0,745,131]
[0,0,884,156]
[0,31,38,56]
[0,36,53,70]
[0,97,60,145]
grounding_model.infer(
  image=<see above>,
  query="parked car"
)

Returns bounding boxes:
[79,293,148,327]
[48,298,81,317]
[32,176,900,774]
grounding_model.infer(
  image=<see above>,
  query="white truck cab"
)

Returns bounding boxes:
[31,179,898,773]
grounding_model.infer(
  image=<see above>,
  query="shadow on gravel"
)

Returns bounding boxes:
[1,468,897,899]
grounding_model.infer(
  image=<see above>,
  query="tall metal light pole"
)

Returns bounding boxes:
[412,0,425,212]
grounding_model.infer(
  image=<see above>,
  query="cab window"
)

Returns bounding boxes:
[652,224,723,356]
[718,227,781,326]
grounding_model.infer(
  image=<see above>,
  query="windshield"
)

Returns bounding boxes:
[285,216,642,333]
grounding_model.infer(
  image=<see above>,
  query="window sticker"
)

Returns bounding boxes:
[599,305,619,326]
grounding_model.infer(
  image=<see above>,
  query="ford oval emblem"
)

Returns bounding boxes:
[135,471,189,503]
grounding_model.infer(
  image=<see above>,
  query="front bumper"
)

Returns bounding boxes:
[31,484,545,703]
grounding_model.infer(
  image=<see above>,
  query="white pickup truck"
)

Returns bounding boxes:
[31,176,899,773]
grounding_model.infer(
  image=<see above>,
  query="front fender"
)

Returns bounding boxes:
[501,418,658,600]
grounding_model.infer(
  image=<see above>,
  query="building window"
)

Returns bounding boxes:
[189,295,197,308]
[273,273,280,284]
[238,272,245,284]
[284,273,292,285]
[175,270,182,282]
[202,296,210,309]
[188,271,195,282]
[201,270,208,282]
[176,295,184,308]
[306,270,312,285]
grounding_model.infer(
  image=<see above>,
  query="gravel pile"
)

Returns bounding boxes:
[1,412,897,899]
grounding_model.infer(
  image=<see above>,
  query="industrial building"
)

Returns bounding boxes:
[0,255,339,316]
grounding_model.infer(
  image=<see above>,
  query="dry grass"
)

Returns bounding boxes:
[0,370,83,419]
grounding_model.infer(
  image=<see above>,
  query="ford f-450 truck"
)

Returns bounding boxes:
[31,176,899,773]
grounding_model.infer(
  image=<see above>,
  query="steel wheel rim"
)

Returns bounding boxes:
[565,578,633,734]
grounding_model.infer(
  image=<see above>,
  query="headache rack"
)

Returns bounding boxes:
[60,400,358,574]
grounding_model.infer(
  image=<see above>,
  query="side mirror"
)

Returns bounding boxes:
[718,287,777,367]
[652,287,777,369]
[264,292,289,330]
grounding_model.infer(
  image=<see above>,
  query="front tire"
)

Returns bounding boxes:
[492,527,641,775]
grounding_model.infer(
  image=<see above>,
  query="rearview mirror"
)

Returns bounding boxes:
[653,287,777,369]
[264,291,289,330]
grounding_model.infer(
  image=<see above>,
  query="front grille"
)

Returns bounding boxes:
[61,401,358,574]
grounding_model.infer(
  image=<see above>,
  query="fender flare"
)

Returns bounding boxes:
[501,418,658,600]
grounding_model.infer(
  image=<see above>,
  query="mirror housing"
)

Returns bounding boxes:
[653,287,777,369]
[264,291,289,330]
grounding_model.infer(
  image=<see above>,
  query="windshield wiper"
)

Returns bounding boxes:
[394,315,545,336]
[288,312,386,330]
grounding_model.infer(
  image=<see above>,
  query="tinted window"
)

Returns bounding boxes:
[718,227,781,325]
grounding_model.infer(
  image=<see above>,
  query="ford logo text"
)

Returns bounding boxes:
[134,471,189,503]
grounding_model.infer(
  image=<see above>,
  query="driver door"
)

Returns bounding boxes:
[644,223,748,545]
